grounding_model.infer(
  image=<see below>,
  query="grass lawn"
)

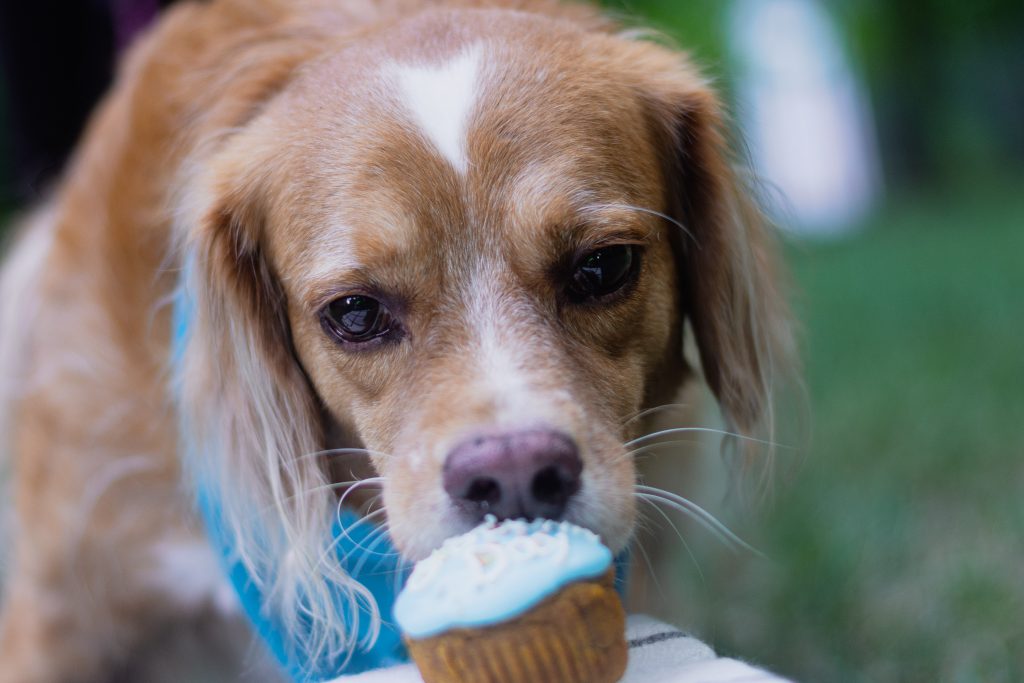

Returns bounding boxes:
[649,185,1024,682]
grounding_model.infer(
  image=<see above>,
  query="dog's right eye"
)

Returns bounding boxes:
[320,295,396,345]
[566,244,640,303]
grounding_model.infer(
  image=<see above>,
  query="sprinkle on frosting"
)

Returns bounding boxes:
[394,516,611,639]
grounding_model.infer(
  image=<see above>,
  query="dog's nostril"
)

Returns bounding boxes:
[531,465,571,505]
[465,477,501,506]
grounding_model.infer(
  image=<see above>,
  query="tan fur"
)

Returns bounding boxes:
[0,0,791,679]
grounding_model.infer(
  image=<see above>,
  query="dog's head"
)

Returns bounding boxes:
[178,7,789,660]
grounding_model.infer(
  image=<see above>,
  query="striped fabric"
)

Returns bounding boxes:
[331,615,792,683]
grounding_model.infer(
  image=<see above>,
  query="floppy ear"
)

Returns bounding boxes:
[629,45,794,439]
[176,144,378,665]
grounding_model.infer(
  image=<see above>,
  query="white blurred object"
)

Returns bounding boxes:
[730,0,881,235]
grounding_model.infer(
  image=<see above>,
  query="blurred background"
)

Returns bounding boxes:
[602,2,1024,682]
[1,1,1021,681]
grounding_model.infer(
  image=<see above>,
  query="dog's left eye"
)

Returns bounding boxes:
[567,244,640,302]
[320,295,396,344]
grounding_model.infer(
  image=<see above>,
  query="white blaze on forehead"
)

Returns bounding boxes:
[390,45,483,173]
[468,264,571,427]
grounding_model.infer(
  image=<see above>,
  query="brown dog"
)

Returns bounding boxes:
[0,0,792,680]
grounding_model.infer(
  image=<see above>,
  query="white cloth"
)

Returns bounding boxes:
[331,615,792,682]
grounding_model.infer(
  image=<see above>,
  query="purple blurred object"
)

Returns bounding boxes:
[112,0,162,53]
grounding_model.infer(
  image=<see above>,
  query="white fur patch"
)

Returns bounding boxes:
[477,315,533,416]
[468,264,572,427]
[148,539,239,616]
[391,46,483,173]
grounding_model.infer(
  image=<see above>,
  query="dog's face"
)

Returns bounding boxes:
[182,8,786,610]
[264,17,692,558]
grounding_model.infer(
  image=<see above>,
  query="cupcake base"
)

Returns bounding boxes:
[405,569,626,683]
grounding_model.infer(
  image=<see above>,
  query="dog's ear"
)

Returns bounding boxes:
[624,44,794,438]
[177,143,374,664]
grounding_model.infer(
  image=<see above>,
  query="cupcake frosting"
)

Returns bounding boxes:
[394,516,612,639]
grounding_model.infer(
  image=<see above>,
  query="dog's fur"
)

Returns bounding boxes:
[0,0,792,680]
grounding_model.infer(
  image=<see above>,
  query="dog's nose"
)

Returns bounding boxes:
[443,430,582,522]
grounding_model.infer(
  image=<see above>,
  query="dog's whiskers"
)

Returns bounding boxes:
[276,477,386,508]
[625,426,790,450]
[362,492,386,514]
[620,439,704,462]
[351,524,402,577]
[635,484,764,558]
[618,403,692,423]
[294,447,395,464]
[638,496,706,584]
[631,530,669,601]
[337,476,387,512]
[317,508,398,568]
[620,402,692,426]
[582,202,697,246]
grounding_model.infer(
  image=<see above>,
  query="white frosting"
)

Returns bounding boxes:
[394,516,612,639]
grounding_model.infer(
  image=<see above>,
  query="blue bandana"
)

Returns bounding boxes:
[199,494,409,680]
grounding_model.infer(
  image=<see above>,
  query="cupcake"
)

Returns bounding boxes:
[394,516,627,683]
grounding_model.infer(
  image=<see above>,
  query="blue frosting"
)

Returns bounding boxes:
[394,517,613,639]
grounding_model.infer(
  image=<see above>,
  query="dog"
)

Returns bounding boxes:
[0,0,792,680]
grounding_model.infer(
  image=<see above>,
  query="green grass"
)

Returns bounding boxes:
[652,186,1024,682]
